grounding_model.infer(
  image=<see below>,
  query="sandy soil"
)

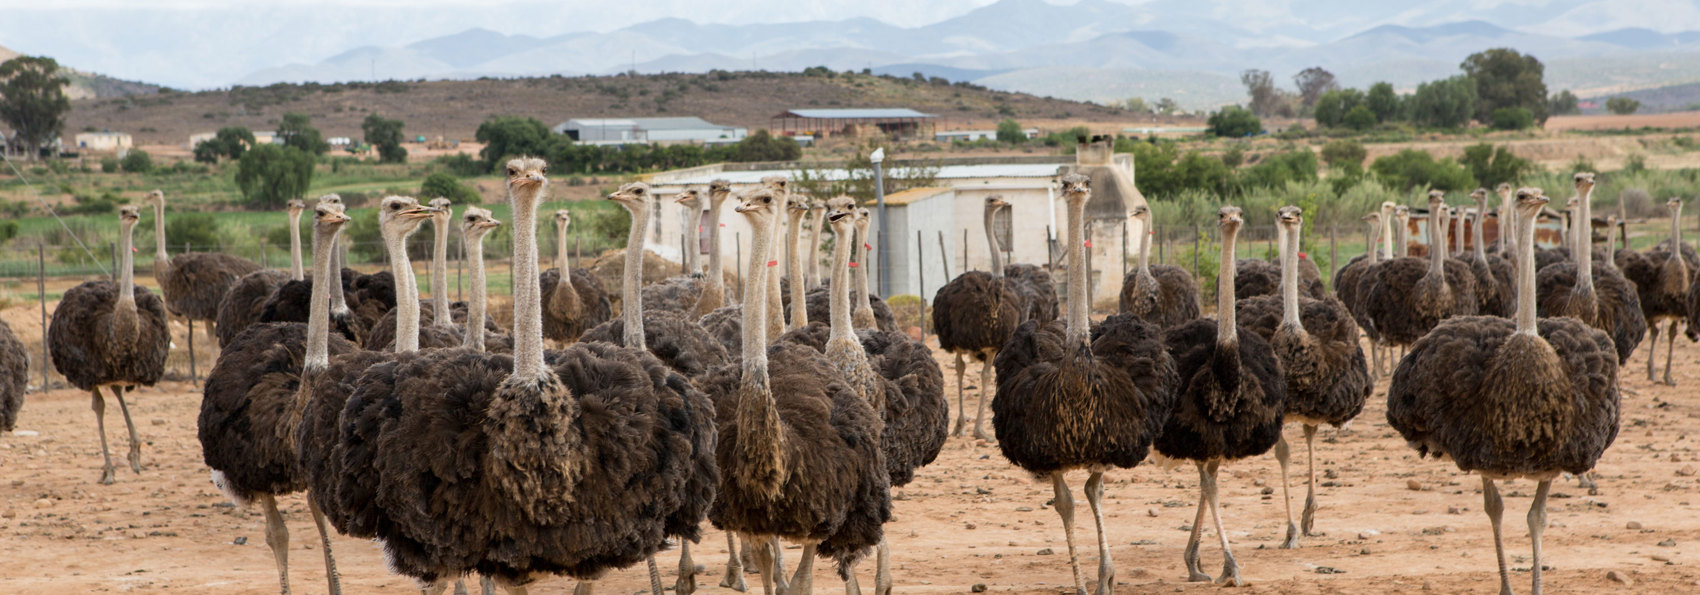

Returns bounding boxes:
[1546,112,1700,132]
[3,301,1700,594]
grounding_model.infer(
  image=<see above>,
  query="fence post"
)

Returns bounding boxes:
[1192,224,1201,278]
[38,243,49,390]
[962,229,969,273]
[1046,226,1055,274]
[917,229,926,339]
[1121,219,1128,281]
[734,232,742,303]
[1328,224,1338,290]
[937,230,951,281]
[456,238,464,303]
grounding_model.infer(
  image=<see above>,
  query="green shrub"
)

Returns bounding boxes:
[1459,143,1535,189]
[434,153,486,177]
[163,212,221,250]
[1490,107,1535,130]
[1320,139,1367,171]
[100,156,119,173]
[1370,149,1475,191]
[420,172,480,204]
[1207,106,1262,138]
[120,150,153,174]
[1342,105,1377,131]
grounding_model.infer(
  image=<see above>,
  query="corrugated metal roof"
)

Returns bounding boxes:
[883,187,951,206]
[779,108,936,119]
[555,117,733,131]
[658,163,1061,186]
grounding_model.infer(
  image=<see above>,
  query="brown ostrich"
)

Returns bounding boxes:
[1616,197,1697,384]
[786,198,812,331]
[215,199,303,346]
[1,321,27,433]
[698,185,889,595]
[1333,208,1387,375]
[932,196,1028,440]
[1465,189,1515,318]
[541,208,614,344]
[851,206,884,330]
[48,206,171,483]
[807,199,828,290]
[198,203,356,594]
[690,180,734,319]
[1362,191,1480,350]
[1155,205,1286,586]
[458,207,505,353]
[331,157,715,593]
[992,174,1178,594]
[676,188,704,277]
[1120,204,1200,330]
[1235,206,1369,548]
[1388,187,1620,595]
[145,189,262,357]
[1536,174,1646,366]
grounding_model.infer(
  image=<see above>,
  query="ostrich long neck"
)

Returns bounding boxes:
[1453,208,1465,253]
[1576,187,1595,294]
[462,233,488,352]
[622,198,651,349]
[1279,223,1302,330]
[1380,208,1394,258]
[854,222,874,321]
[551,218,579,313]
[739,206,785,493]
[1427,208,1447,283]
[809,208,826,287]
[388,226,422,353]
[306,222,338,373]
[511,185,548,380]
[787,208,808,329]
[1138,215,1154,276]
[1473,197,1489,265]
[1673,203,1692,290]
[765,199,786,341]
[289,209,305,280]
[1499,191,1515,258]
[985,204,1004,275]
[706,196,727,298]
[152,200,168,263]
[1396,216,1409,258]
[1065,195,1090,343]
[1217,223,1239,346]
[431,215,451,328]
[118,219,138,317]
[1515,204,1539,334]
[829,220,855,344]
[328,238,350,316]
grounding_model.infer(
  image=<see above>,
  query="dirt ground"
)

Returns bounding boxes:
[3,298,1700,594]
[1546,112,1700,132]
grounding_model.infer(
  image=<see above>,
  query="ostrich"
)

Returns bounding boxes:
[365,200,508,352]
[459,207,503,353]
[677,188,703,276]
[1496,183,1515,259]
[851,207,889,330]
[215,199,304,346]
[1119,204,1200,330]
[1465,190,1515,318]
[991,174,1177,594]
[1235,206,1369,549]
[541,208,614,344]
[1536,174,1646,366]
[1362,191,1480,351]
[1388,187,1620,595]
[1333,210,1386,374]
[1,321,26,433]
[997,202,1058,328]
[691,180,733,318]
[698,185,888,595]
[425,197,456,334]
[332,156,716,592]
[1155,205,1285,586]
[933,196,1028,440]
[198,202,357,594]
[145,189,262,356]
[1617,197,1697,384]
[807,199,828,290]
[787,198,812,330]
[48,206,171,483]
[780,198,950,595]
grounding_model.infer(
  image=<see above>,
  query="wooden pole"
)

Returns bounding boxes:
[962,229,969,273]
[937,230,951,281]
[1328,224,1338,290]
[1192,224,1201,278]
[456,238,464,303]
[1046,226,1055,273]
[917,229,926,339]
[38,243,49,390]
[734,232,743,303]
[1121,219,1128,281]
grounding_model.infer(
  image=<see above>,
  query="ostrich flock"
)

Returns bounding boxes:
[0,160,1696,595]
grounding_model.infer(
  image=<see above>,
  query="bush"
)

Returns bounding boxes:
[235,144,316,208]
[996,119,1025,144]
[1490,107,1535,130]
[1313,88,1364,128]
[1238,150,1318,190]
[1370,149,1476,191]
[434,153,486,176]
[164,212,221,250]
[1342,105,1377,131]
[1459,143,1535,189]
[100,156,119,173]
[420,172,480,204]
[1320,139,1367,171]
[1606,97,1641,115]
[120,150,153,174]
[1207,106,1262,138]
[1409,76,1477,129]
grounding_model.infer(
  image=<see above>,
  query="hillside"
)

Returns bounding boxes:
[1,42,163,100]
[1584,80,1700,113]
[65,71,1128,147]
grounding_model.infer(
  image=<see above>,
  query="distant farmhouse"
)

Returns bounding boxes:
[552,117,747,146]
[771,108,937,140]
[74,131,132,153]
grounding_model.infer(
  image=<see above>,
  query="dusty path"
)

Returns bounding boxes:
[3,319,1700,593]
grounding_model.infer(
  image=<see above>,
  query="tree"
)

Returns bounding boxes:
[0,55,72,161]
[1343,105,1377,131]
[1370,149,1476,191]
[1606,97,1641,115]
[1489,107,1535,130]
[192,140,222,164]
[475,115,552,169]
[1458,143,1535,189]
[1461,48,1549,124]
[1207,106,1262,138]
[1320,139,1368,171]
[726,129,801,162]
[120,150,152,174]
[362,113,407,163]
[1366,82,1401,122]
[1313,88,1365,128]
[996,119,1025,144]
[1293,66,1339,107]
[235,144,315,209]
[100,156,119,173]
[163,212,221,250]
[215,126,257,160]
[277,113,329,155]
[1408,75,1477,128]
[1549,90,1580,116]
[1123,97,1149,113]
[420,172,479,204]
[1241,69,1282,117]
[1155,98,1180,115]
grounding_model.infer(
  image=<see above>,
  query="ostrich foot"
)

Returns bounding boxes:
[676,541,700,595]
[1214,555,1243,587]
[99,464,116,486]
[1280,523,1300,550]
[972,427,992,442]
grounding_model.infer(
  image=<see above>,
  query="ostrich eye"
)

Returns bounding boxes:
[540,167,548,174]
[507,168,517,176]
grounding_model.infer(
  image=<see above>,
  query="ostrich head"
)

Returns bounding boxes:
[462,206,501,241]
[827,202,854,228]
[378,196,433,242]
[1217,206,1244,231]
[1426,190,1446,208]
[1060,173,1091,203]
[1515,187,1548,216]
[1362,211,1380,225]
[314,202,351,229]
[1470,188,1487,202]
[760,175,788,197]
[145,189,164,207]
[317,194,343,208]
[708,179,733,204]
[554,209,571,229]
[428,197,453,226]
[1565,196,1580,214]
[808,199,826,215]
[1666,197,1684,215]
[852,207,873,237]
[287,199,306,216]
[1394,205,1411,224]
[1496,183,1513,199]
[504,157,548,203]
[735,187,779,229]
[1573,172,1595,193]
[1277,205,1302,229]
[986,195,1011,211]
[606,181,651,215]
[119,205,141,226]
[674,188,702,209]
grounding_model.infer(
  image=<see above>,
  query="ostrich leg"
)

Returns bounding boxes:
[872,536,892,595]
[647,556,665,595]
[1182,463,1211,582]
[1084,471,1115,595]
[1301,424,1320,536]
[1051,472,1087,595]
[1664,323,1678,385]
[1528,480,1552,595]
[676,540,699,595]
[1483,477,1512,595]
[1648,324,1660,382]
[1204,460,1241,587]
[1274,433,1299,549]
[502,585,528,595]
[308,499,343,595]
[421,581,450,595]
[481,576,495,595]
[771,537,789,593]
[572,582,593,595]
[187,318,198,387]
[951,354,966,437]
[751,538,777,595]
[720,532,747,591]
[259,493,292,595]
[453,579,468,595]
[92,390,116,485]
[786,542,817,595]
[112,386,141,473]
[972,357,995,441]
